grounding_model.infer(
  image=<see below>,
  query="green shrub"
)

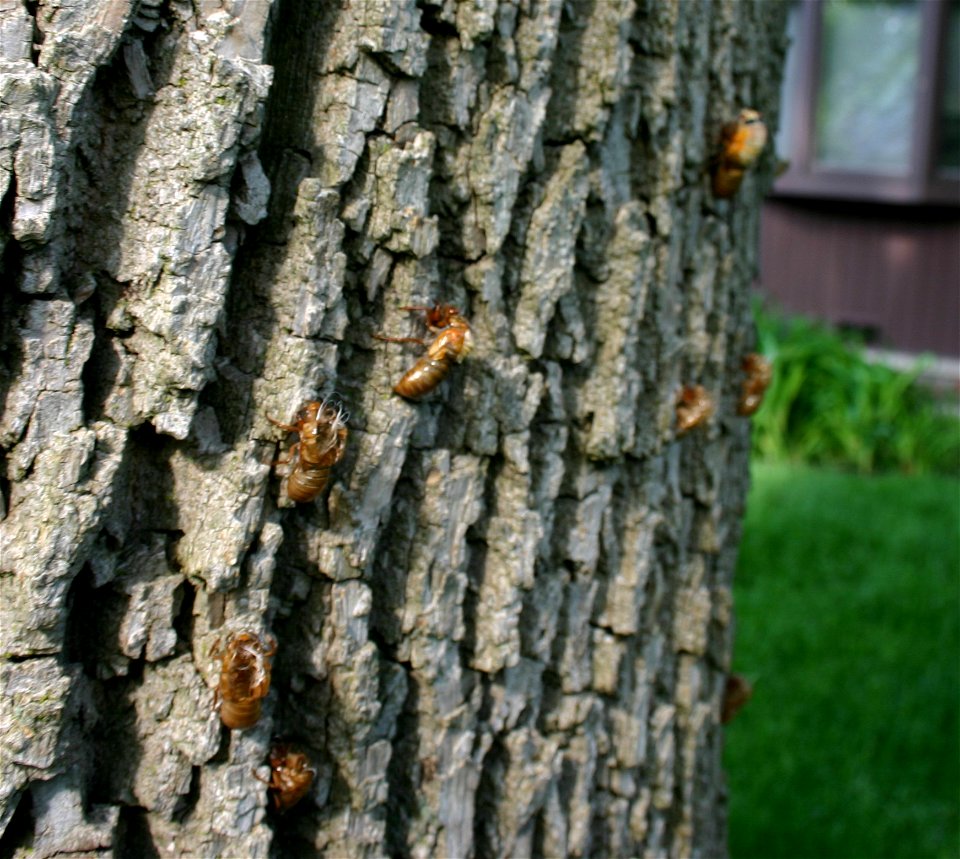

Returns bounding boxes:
[750,304,960,475]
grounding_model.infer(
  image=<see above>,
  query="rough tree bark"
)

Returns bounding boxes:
[0,1,786,857]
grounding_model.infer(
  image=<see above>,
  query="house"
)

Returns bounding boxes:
[758,0,960,363]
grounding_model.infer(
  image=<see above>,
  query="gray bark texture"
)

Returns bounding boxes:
[0,1,786,857]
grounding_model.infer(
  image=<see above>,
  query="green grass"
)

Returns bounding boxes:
[727,462,960,859]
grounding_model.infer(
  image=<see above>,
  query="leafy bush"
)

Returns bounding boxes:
[749,304,960,475]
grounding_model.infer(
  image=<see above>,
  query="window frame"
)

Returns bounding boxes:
[773,0,960,206]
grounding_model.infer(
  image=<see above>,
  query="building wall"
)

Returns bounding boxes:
[758,198,960,357]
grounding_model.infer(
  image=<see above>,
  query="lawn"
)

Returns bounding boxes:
[726,461,960,859]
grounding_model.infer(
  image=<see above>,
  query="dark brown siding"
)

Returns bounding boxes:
[757,198,960,357]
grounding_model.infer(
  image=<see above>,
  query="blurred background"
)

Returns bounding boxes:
[724,1,960,857]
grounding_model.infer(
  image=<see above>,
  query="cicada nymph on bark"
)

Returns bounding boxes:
[737,352,773,416]
[374,303,474,399]
[211,631,276,730]
[676,384,715,434]
[721,673,754,724]
[256,742,316,812]
[267,399,349,503]
[712,108,768,198]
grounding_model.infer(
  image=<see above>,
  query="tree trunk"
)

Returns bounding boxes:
[0,1,786,857]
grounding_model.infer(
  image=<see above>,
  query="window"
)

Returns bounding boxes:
[774,0,960,204]
[939,0,960,171]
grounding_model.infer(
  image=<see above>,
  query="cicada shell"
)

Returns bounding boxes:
[738,352,772,416]
[211,631,276,730]
[712,108,768,198]
[256,742,316,812]
[721,674,754,724]
[375,303,473,399]
[676,384,715,434]
[267,399,349,503]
